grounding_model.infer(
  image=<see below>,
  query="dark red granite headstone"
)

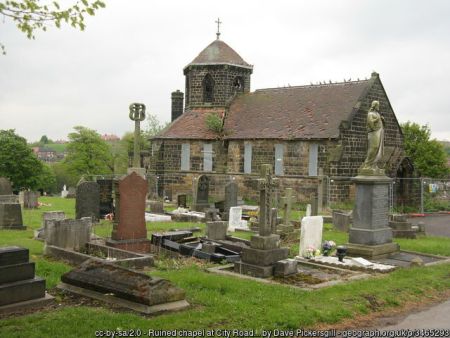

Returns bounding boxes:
[106,171,150,253]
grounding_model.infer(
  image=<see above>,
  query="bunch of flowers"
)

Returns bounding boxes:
[304,245,321,259]
[322,240,336,256]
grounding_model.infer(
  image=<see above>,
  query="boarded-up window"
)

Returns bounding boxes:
[308,143,319,176]
[181,143,190,171]
[274,144,284,176]
[203,143,213,172]
[244,142,252,174]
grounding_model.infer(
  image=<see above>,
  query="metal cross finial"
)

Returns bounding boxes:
[215,18,222,40]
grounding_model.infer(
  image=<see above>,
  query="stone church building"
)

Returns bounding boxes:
[145,35,413,204]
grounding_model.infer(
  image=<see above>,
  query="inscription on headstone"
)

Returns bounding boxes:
[97,179,114,217]
[299,216,323,257]
[228,206,243,231]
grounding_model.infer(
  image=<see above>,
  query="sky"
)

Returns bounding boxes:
[1,0,450,142]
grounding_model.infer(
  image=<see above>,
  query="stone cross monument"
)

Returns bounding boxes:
[234,164,288,278]
[129,103,146,175]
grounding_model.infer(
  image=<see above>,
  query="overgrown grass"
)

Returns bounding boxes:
[1,196,450,337]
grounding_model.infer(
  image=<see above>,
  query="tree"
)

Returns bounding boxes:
[39,135,51,144]
[144,112,169,137]
[36,163,57,193]
[401,122,449,178]
[0,0,105,54]
[0,129,44,189]
[64,126,113,179]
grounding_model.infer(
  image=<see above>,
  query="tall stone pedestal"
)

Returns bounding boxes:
[347,176,399,259]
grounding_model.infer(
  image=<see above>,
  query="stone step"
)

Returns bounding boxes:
[388,221,412,230]
[0,262,35,284]
[241,247,289,266]
[0,246,29,267]
[0,277,46,306]
[392,230,417,239]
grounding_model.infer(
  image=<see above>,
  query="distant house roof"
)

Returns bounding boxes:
[185,39,252,70]
[155,79,372,141]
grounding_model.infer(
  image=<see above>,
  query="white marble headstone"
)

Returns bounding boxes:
[228,206,243,231]
[61,185,68,198]
[306,204,312,217]
[299,216,323,257]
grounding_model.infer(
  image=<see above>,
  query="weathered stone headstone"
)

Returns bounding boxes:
[44,217,92,251]
[0,201,26,230]
[332,210,352,232]
[106,172,150,253]
[192,175,210,211]
[234,164,288,278]
[206,221,228,240]
[223,181,238,221]
[35,211,66,240]
[388,214,416,239]
[21,191,39,209]
[310,194,318,216]
[299,216,323,258]
[0,246,53,311]
[205,208,220,222]
[281,188,293,225]
[146,200,164,214]
[177,194,187,208]
[97,179,114,217]
[0,177,13,195]
[228,206,243,231]
[75,181,100,221]
[66,187,76,198]
[59,260,188,312]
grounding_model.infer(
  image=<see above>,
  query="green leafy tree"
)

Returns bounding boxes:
[51,161,78,190]
[64,126,113,179]
[39,135,52,144]
[0,129,44,189]
[401,122,449,178]
[36,163,57,193]
[144,112,169,137]
[0,0,105,54]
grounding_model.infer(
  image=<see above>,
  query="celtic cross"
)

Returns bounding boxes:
[129,103,146,168]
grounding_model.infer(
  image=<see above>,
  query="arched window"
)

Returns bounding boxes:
[203,74,214,102]
[233,76,244,93]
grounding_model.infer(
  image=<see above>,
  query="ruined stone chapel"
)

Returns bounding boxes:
[146,30,413,204]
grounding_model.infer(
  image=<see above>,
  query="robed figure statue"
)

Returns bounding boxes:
[359,100,385,175]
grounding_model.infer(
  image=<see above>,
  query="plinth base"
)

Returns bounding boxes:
[234,261,274,278]
[346,242,399,259]
[106,238,151,254]
[349,226,393,245]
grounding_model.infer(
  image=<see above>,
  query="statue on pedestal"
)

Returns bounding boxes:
[359,100,385,176]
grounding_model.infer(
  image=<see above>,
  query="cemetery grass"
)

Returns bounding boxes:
[0,197,450,336]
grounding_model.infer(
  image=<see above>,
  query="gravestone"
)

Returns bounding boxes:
[0,177,13,195]
[147,200,164,214]
[205,208,220,222]
[177,194,187,208]
[228,206,243,231]
[332,210,352,232]
[310,194,318,216]
[22,191,39,209]
[234,164,288,278]
[35,211,66,240]
[0,246,53,312]
[75,181,100,221]
[280,188,294,225]
[305,204,312,217]
[192,175,210,211]
[206,221,228,240]
[0,196,26,230]
[59,260,188,313]
[106,171,151,253]
[223,181,238,221]
[347,177,399,259]
[44,217,92,252]
[66,187,76,198]
[388,214,416,239]
[97,179,114,217]
[298,216,323,258]
[61,185,68,198]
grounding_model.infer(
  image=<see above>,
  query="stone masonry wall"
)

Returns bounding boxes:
[184,64,252,108]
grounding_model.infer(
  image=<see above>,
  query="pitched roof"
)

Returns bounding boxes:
[155,79,372,140]
[223,80,371,140]
[155,107,226,140]
[185,39,252,69]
